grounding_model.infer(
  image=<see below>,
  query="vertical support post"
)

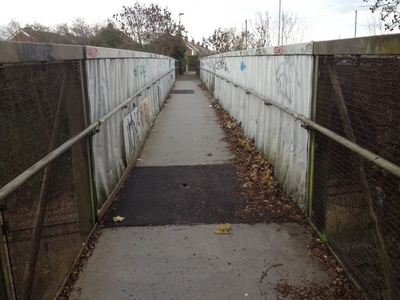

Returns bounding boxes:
[196,60,200,77]
[312,57,333,232]
[175,60,179,77]
[355,10,357,38]
[0,214,13,300]
[307,55,319,219]
[67,61,95,235]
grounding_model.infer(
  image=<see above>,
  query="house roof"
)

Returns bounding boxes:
[9,27,91,45]
[184,37,214,56]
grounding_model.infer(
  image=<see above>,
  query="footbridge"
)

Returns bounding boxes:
[1,35,400,300]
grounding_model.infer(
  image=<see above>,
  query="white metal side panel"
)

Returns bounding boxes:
[86,56,175,208]
[200,52,313,212]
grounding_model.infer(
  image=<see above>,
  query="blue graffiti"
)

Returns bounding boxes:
[240,62,246,71]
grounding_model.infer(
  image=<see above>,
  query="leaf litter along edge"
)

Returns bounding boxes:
[208,95,362,300]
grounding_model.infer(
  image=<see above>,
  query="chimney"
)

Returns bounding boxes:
[185,36,188,41]
[192,38,195,43]
[197,42,200,45]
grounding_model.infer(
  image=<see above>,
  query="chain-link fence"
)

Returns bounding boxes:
[312,55,400,299]
[0,60,90,300]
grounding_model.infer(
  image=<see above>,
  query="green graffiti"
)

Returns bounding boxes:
[134,65,146,79]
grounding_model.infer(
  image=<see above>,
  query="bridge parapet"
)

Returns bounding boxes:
[199,34,400,300]
[0,41,176,300]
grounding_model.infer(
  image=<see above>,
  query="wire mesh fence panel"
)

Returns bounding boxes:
[313,55,400,299]
[0,61,89,300]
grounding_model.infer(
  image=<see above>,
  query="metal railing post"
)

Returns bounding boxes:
[307,54,319,220]
[67,61,95,234]
[0,214,14,300]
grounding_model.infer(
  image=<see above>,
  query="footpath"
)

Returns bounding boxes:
[70,72,331,300]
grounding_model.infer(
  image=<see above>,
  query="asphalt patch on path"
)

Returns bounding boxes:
[103,164,244,227]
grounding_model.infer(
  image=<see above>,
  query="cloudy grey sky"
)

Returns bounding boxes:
[1,0,397,44]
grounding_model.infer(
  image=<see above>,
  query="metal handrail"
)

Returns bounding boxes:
[0,67,178,205]
[199,66,400,178]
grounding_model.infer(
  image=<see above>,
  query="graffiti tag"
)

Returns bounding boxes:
[275,57,300,105]
[215,58,228,71]
[87,47,98,58]
[240,62,247,71]
[274,46,286,55]
[134,65,146,78]
[123,97,152,163]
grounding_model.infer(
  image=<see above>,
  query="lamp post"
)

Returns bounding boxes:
[179,13,184,29]
[278,0,281,45]
[245,19,248,49]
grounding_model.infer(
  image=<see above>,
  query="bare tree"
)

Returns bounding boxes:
[25,22,52,33]
[0,19,21,41]
[54,23,70,36]
[70,17,96,39]
[364,14,386,35]
[204,9,310,53]
[202,27,245,53]
[277,10,309,45]
[363,0,400,30]
[249,12,273,48]
[113,2,183,47]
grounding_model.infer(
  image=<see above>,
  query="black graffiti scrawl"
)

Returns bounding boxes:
[16,43,55,62]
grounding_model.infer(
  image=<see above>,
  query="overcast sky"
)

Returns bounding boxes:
[1,0,398,44]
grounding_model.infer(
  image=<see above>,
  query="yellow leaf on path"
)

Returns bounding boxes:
[217,224,226,231]
[215,223,231,234]
[113,216,125,222]
[214,229,230,234]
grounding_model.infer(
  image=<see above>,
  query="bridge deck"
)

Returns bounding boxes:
[69,72,331,300]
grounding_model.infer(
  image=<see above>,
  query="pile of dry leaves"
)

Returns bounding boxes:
[58,228,101,300]
[212,99,305,224]
[210,98,362,300]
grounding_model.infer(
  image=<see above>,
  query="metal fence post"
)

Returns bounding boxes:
[0,214,13,300]
[67,61,95,235]
[195,60,200,77]
[307,55,319,219]
[311,57,334,232]
[175,60,179,77]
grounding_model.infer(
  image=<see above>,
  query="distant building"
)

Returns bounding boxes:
[8,27,90,45]
[183,36,214,58]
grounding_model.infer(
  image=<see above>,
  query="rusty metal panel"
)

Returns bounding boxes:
[85,51,175,209]
[200,51,313,212]
[0,41,83,63]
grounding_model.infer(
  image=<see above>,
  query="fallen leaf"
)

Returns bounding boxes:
[113,216,125,222]
[214,229,230,234]
[215,223,231,234]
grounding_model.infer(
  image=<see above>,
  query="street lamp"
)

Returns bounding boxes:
[278,0,281,45]
[179,13,184,28]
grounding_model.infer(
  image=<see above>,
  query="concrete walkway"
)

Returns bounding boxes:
[70,72,331,300]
